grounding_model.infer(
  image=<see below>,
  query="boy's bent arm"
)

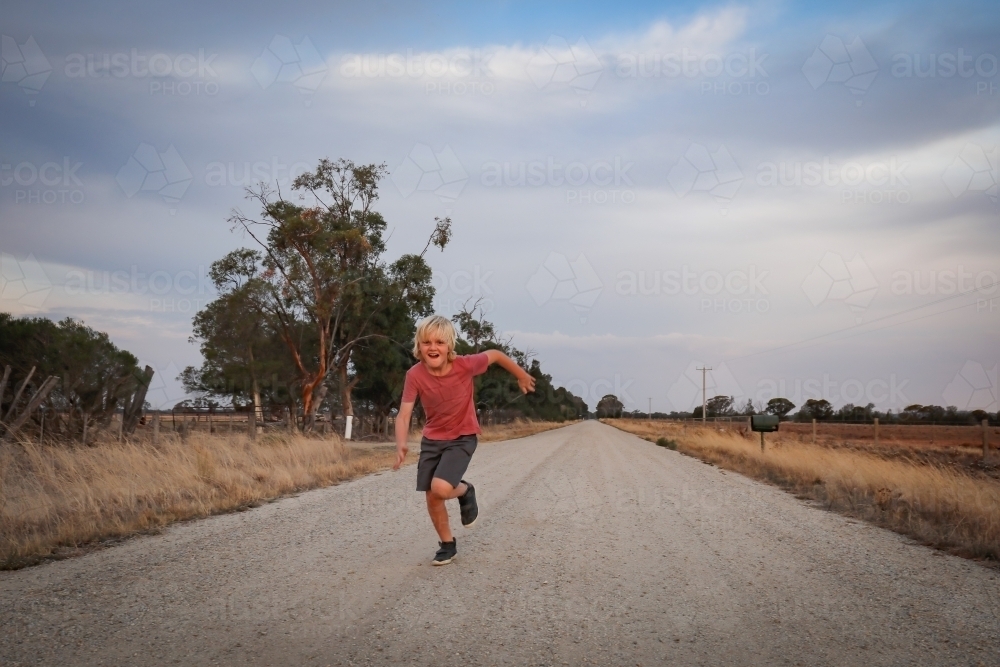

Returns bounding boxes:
[484,349,536,394]
[393,401,415,470]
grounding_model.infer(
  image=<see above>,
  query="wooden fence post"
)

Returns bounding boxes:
[874,417,879,444]
[0,365,11,408]
[3,366,36,423]
[1,375,58,442]
[152,413,160,444]
[812,418,817,444]
[81,413,89,446]
[984,419,990,462]
[249,405,257,441]
[117,412,124,442]
[208,412,213,434]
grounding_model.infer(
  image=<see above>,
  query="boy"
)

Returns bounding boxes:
[393,315,536,565]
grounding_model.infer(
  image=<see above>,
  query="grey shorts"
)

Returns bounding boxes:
[416,434,477,492]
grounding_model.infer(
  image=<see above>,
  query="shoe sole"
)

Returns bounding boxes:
[432,556,453,566]
[461,482,478,529]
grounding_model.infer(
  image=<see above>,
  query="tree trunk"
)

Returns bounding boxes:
[123,366,154,434]
[303,383,328,432]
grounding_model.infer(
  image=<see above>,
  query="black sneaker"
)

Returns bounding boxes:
[432,540,457,566]
[458,480,478,528]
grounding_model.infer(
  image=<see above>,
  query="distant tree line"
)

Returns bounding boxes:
[616,393,996,425]
[0,313,151,441]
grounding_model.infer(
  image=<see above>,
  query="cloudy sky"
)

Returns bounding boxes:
[2,0,998,413]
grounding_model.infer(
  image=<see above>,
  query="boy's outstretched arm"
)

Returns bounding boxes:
[484,349,536,394]
[393,400,415,470]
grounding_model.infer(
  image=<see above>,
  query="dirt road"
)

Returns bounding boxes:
[2,421,998,666]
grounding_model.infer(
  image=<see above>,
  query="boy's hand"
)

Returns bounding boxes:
[517,371,536,394]
[393,444,408,470]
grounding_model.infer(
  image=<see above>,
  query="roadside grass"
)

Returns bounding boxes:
[0,419,569,569]
[0,430,401,569]
[605,419,1000,563]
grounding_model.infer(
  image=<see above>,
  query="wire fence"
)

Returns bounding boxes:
[8,405,532,446]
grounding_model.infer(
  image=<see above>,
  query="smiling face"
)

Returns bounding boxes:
[418,329,452,372]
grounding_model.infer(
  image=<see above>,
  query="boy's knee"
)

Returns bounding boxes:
[428,478,455,499]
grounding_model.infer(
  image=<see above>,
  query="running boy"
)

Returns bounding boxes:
[393,315,536,565]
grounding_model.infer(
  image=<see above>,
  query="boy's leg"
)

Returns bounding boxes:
[425,479,469,543]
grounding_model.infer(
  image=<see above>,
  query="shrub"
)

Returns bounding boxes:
[656,437,678,450]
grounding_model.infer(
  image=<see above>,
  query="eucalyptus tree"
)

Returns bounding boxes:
[214,158,449,432]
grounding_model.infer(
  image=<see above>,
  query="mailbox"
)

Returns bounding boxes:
[750,414,780,432]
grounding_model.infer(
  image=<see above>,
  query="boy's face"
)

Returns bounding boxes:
[418,330,451,370]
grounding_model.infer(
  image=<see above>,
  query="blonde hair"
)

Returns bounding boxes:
[413,315,457,361]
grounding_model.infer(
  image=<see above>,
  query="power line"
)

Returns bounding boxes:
[725,279,997,364]
[763,300,980,357]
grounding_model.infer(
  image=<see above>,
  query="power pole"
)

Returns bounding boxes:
[697,366,712,424]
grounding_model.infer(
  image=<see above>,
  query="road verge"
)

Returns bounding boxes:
[605,419,1000,564]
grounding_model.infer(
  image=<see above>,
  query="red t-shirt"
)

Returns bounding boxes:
[402,353,490,440]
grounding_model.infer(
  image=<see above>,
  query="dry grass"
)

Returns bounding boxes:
[606,419,1000,563]
[0,419,571,569]
[0,430,407,569]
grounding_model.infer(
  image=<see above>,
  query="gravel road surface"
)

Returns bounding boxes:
[2,420,998,666]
